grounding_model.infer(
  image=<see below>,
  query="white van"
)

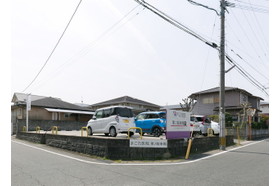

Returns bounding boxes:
[87,106,135,137]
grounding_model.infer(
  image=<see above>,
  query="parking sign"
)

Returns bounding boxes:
[166,110,190,139]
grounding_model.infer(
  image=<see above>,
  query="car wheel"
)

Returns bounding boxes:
[152,127,161,137]
[87,127,93,136]
[109,127,117,137]
[128,132,134,137]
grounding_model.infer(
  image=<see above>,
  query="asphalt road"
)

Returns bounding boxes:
[12,138,269,186]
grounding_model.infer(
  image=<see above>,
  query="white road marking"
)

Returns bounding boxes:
[12,139,265,166]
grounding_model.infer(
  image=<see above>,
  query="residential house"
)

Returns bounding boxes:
[188,87,263,122]
[11,93,95,132]
[91,96,160,114]
[260,102,269,116]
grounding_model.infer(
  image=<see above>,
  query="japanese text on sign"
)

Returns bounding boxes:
[130,139,168,148]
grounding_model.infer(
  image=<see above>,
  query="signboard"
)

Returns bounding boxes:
[166,110,190,139]
[130,139,167,148]
[247,108,256,117]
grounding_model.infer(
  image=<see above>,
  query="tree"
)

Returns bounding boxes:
[180,97,196,112]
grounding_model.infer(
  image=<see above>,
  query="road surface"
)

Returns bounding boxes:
[12,137,269,186]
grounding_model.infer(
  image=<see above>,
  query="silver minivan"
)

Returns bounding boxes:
[87,106,135,137]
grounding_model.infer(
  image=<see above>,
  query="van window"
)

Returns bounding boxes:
[112,107,133,117]
[95,110,103,119]
[103,109,111,118]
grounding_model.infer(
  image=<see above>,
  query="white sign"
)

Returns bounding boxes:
[166,110,190,132]
[130,139,168,148]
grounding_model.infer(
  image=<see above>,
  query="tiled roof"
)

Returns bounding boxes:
[92,96,160,108]
[12,93,93,111]
[189,87,263,100]
[191,87,241,95]
[12,92,46,103]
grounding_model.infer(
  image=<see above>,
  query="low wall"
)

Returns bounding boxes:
[15,120,87,132]
[16,132,234,160]
[226,128,269,140]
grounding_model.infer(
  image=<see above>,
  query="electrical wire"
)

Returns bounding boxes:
[240,8,268,58]
[135,0,268,97]
[247,0,269,49]
[200,15,217,90]
[226,23,268,69]
[230,10,267,66]
[21,0,83,93]
[187,0,220,16]
[134,0,218,49]
[230,48,268,81]
[28,4,143,92]
[225,54,269,96]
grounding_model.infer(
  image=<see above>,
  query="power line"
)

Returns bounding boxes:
[21,0,83,93]
[230,10,267,66]
[230,48,268,81]
[226,23,268,69]
[240,7,268,58]
[28,4,143,92]
[247,0,269,49]
[134,0,218,49]
[225,54,269,96]
[134,0,268,97]
[187,0,220,15]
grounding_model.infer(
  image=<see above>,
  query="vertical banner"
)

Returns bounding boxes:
[27,94,31,111]
[26,94,31,131]
[166,110,190,139]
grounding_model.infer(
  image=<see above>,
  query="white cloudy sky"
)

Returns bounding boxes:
[11,0,269,106]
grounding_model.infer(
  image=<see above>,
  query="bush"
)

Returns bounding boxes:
[208,113,233,127]
[208,115,219,122]
[251,121,268,129]
[225,113,233,127]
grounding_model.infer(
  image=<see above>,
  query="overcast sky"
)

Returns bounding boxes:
[11,0,269,106]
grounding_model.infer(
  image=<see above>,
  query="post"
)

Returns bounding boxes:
[26,94,31,132]
[185,138,193,159]
[219,0,226,150]
[26,104,29,132]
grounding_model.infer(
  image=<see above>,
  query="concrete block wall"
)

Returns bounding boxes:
[15,119,87,133]
[16,132,235,160]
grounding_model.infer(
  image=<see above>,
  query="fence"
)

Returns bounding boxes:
[226,127,269,140]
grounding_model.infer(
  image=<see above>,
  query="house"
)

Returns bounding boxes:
[91,96,160,114]
[188,87,263,122]
[260,102,269,116]
[11,93,95,132]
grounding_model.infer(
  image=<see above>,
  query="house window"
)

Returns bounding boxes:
[240,93,248,104]
[203,97,214,104]
[52,112,60,120]
[17,108,23,119]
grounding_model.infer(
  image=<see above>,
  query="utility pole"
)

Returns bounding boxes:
[219,0,226,150]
